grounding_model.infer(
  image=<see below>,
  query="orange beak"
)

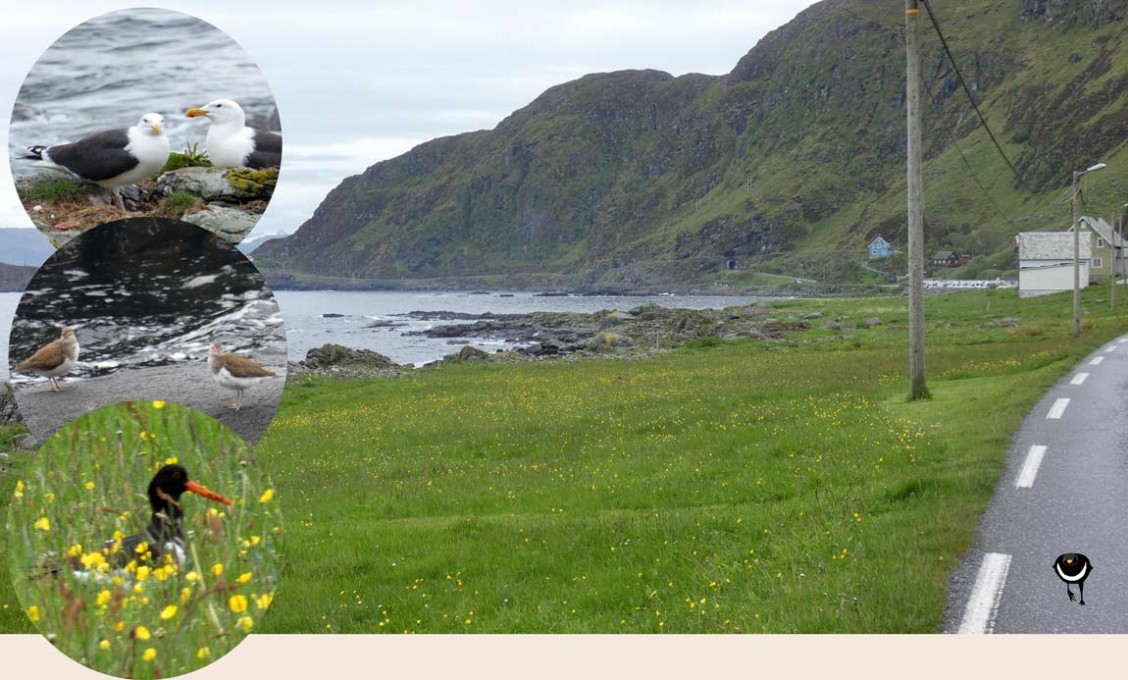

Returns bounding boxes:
[185,480,234,506]
[185,107,209,118]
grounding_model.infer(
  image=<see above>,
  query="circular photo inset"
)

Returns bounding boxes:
[9,8,281,247]
[8,217,286,445]
[6,401,281,678]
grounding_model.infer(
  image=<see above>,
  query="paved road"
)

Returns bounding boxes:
[945,335,1128,633]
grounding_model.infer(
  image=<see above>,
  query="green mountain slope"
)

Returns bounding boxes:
[256,0,1128,290]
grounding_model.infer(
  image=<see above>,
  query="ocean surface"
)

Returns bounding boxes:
[5,220,285,384]
[9,8,276,181]
[4,288,767,380]
[273,290,768,367]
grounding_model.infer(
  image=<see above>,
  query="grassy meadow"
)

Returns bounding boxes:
[1,287,1125,635]
[3,403,280,677]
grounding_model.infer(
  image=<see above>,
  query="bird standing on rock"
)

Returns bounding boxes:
[13,327,80,392]
[20,113,170,210]
[207,341,279,410]
[186,98,281,169]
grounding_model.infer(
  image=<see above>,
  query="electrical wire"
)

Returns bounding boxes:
[919,0,1024,186]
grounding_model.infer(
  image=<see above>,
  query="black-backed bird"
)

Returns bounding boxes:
[13,327,80,391]
[207,341,279,410]
[1053,553,1093,605]
[20,113,170,210]
[185,99,281,169]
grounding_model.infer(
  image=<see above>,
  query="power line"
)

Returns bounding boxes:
[919,0,1023,186]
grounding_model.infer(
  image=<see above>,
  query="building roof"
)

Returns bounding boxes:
[933,251,956,259]
[1017,232,1092,260]
[1070,216,1126,248]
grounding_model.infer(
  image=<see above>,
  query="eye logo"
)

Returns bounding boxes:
[1053,553,1093,606]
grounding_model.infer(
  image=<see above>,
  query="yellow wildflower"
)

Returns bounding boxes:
[160,605,177,620]
[255,593,273,610]
[84,481,95,491]
[236,572,252,585]
[134,541,149,556]
[211,563,224,577]
[180,587,193,605]
[13,480,23,498]
[81,552,107,571]
[67,544,83,558]
[96,590,112,607]
[136,566,151,581]
[229,594,248,614]
[140,431,151,442]
[142,648,156,662]
[153,401,167,409]
[164,456,178,465]
[197,647,210,660]
[185,571,199,583]
[26,605,40,622]
[236,616,253,633]
[98,640,110,651]
[34,517,50,532]
[258,489,275,504]
[133,626,151,641]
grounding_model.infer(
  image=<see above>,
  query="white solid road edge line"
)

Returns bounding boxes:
[1015,445,1047,488]
[1070,373,1089,385]
[1091,356,1105,366]
[958,552,1013,634]
[1046,398,1070,420]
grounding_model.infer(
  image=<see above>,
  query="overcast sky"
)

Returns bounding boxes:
[0,0,821,238]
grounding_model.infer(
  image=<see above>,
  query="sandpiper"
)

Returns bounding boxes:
[13,327,80,391]
[207,341,279,410]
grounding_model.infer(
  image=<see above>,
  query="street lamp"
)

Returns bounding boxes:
[1113,202,1128,311]
[1073,162,1106,338]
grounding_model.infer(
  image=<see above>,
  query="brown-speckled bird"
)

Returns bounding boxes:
[14,327,79,391]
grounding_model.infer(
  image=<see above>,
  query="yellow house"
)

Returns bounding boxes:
[1069,216,1125,281]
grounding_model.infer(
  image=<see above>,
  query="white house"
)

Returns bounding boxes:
[1016,231,1091,298]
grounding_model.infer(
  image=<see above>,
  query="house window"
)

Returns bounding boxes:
[1098,238,1105,248]
[1093,257,1103,269]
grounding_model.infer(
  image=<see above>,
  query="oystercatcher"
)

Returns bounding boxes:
[207,341,279,410]
[185,99,282,169]
[13,327,80,392]
[115,464,234,566]
[1053,553,1093,605]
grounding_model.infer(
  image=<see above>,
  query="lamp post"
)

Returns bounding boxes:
[1073,162,1106,338]
[1114,202,1128,311]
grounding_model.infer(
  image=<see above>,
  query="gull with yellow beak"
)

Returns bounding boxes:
[186,98,281,169]
[20,113,170,210]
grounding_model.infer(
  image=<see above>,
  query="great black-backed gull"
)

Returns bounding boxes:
[186,99,282,169]
[21,113,170,210]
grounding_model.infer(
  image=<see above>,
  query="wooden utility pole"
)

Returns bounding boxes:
[906,0,929,400]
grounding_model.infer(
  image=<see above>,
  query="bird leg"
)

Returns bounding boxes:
[1079,582,1085,606]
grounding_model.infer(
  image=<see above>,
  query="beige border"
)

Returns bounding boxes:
[0,634,1122,678]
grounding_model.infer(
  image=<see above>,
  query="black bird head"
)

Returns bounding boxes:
[147,464,234,518]
[1053,553,1093,605]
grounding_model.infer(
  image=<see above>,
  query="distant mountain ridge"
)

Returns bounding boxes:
[0,228,51,268]
[256,0,1128,290]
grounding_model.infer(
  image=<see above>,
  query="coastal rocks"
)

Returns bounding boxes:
[181,205,260,243]
[0,382,23,426]
[157,167,277,202]
[290,343,406,379]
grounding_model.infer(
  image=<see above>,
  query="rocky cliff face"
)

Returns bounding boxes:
[257,0,1128,288]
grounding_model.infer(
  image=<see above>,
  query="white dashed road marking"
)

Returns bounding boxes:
[958,552,1013,634]
[1105,345,1117,353]
[1046,398,1070,420]
[1071,373,1089,385]
[1090,356,1105,366]
[1015,445,1047,489]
